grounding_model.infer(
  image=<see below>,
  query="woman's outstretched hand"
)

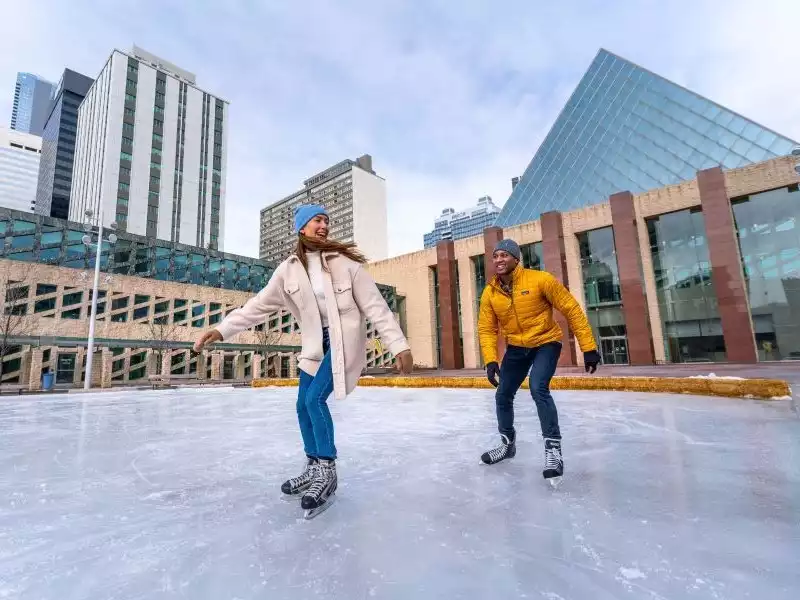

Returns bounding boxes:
[394,350,413,375]
[193,329,222,353]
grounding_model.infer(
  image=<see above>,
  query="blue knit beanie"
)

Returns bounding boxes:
[294,204,328,234]
[494,239,521,261]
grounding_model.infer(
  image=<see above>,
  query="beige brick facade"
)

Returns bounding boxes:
[368,156,800,368]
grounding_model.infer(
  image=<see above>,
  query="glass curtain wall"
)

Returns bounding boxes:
[578,227,628,364]
[732,185,800,360]
[647,208,725,362]
[520,242,544,270]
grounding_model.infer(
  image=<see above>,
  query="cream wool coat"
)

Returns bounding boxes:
[215,252,410,400]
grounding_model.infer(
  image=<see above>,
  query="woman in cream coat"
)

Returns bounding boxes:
[194,204,413,515]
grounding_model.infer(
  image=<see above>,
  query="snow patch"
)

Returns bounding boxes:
[618,567,646,580]
[687,373,746,380]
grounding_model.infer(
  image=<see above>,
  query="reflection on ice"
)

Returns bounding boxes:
[0,387,798,599]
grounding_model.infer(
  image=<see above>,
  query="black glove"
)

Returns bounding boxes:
[486,362,500,387]
[583,350,601,374]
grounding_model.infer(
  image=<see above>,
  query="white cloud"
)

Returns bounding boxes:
[1,0,798,260]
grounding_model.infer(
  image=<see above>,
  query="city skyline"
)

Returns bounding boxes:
[1,1,799,259]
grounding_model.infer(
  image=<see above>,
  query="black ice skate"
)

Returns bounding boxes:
[301,459,337,519]
[543,438,563,488]
[480,434,516,465]
[280,456,318,500]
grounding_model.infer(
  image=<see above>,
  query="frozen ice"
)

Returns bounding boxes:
[1,386,799,599]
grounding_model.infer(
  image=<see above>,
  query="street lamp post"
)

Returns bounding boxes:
[82,207,118,390]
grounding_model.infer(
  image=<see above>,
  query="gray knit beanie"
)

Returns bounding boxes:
[494,239,521,261]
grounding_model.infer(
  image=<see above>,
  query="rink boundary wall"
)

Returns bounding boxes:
[252,376,791,400]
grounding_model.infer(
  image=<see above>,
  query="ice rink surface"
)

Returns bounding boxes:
[1,386,799,599]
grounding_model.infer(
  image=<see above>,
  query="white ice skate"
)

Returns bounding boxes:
[301,459,337,520]
[543,438,563,489]
[303,493,336,520]
[280,457,317,501]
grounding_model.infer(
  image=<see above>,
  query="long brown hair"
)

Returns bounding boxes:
[295,234,367,271]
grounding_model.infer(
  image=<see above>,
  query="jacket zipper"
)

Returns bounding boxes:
[493,277,523,332]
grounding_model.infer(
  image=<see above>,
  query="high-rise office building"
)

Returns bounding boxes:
[424,196,500,248]
[10,73,55,136]
[495,49,799,228]
[259,155,388,263]
[34,69,94,219]
[0,126,41,212]
[70,46,229,249]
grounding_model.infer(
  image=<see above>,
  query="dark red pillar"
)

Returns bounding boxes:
[609,191,655,365]
[540,211,577,366]
[436,240,464,370]
[697,167,757,363]
[482,226,505,364]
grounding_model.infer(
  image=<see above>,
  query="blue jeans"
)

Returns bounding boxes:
[495,342,562,440]
[297,328,336,459]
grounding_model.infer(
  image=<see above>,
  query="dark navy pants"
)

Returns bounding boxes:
[495,342,562,440]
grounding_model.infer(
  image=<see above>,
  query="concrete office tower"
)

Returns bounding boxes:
[70,46,229,249]
[259,155,388,263]
[10,73,55,136]
[35,69,94,219]
[423,196,501,248]
[0,126,41,212]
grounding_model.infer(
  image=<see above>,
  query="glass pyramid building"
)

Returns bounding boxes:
[495,49,798,228]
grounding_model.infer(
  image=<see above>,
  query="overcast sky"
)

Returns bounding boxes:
[2,0,798,259]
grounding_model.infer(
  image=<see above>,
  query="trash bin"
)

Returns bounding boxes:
[41,370,54,391]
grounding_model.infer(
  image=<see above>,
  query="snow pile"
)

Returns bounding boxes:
[687,372,746,380]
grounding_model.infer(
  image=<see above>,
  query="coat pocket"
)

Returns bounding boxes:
[332,280,357,314]
[284,282,300,295]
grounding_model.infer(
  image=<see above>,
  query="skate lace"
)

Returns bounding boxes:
[288,464,314,488]
[545,445,562,470]
[306,464,333,500]
[487,440,510,462]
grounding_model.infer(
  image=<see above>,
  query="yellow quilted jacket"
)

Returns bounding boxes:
[477,265,597,364]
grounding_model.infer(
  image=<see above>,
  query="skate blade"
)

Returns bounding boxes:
[303,494,336,520]
[547,476,563,489]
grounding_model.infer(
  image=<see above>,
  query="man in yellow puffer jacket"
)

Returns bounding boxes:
[477,239,601,484]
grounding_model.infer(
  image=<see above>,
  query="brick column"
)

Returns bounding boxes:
[196,353,207,380]
[482,226,506,364]
[146,350,159,378]
[234,353,246,379]
[160,350,172,377]
[697,167,757,363]
[541,211,576,366]
[27,349,43,391]
[100,349,112,388]
[610,191,655,365]
[289,353,298,378]
[90,349,104,388]
[74,348,85,385]
[252,354,263,380]
[210,352,223,381]
[435,240,464,370]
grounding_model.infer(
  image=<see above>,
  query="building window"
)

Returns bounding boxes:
[732,186,800,360]
[124,108,135,117]
[647,209,724,363]
[121,136,134,146]
[125,93,136,102]
[117,197,128,206]
[119,166,131,177]
[120,151,133,162]
[154,106,164,115]
[578,227,628,365]
[520,242,544,270]
[122,122,135,135]
[153,133,163,143]
[118,182,129,191]
[155,92,165,102]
